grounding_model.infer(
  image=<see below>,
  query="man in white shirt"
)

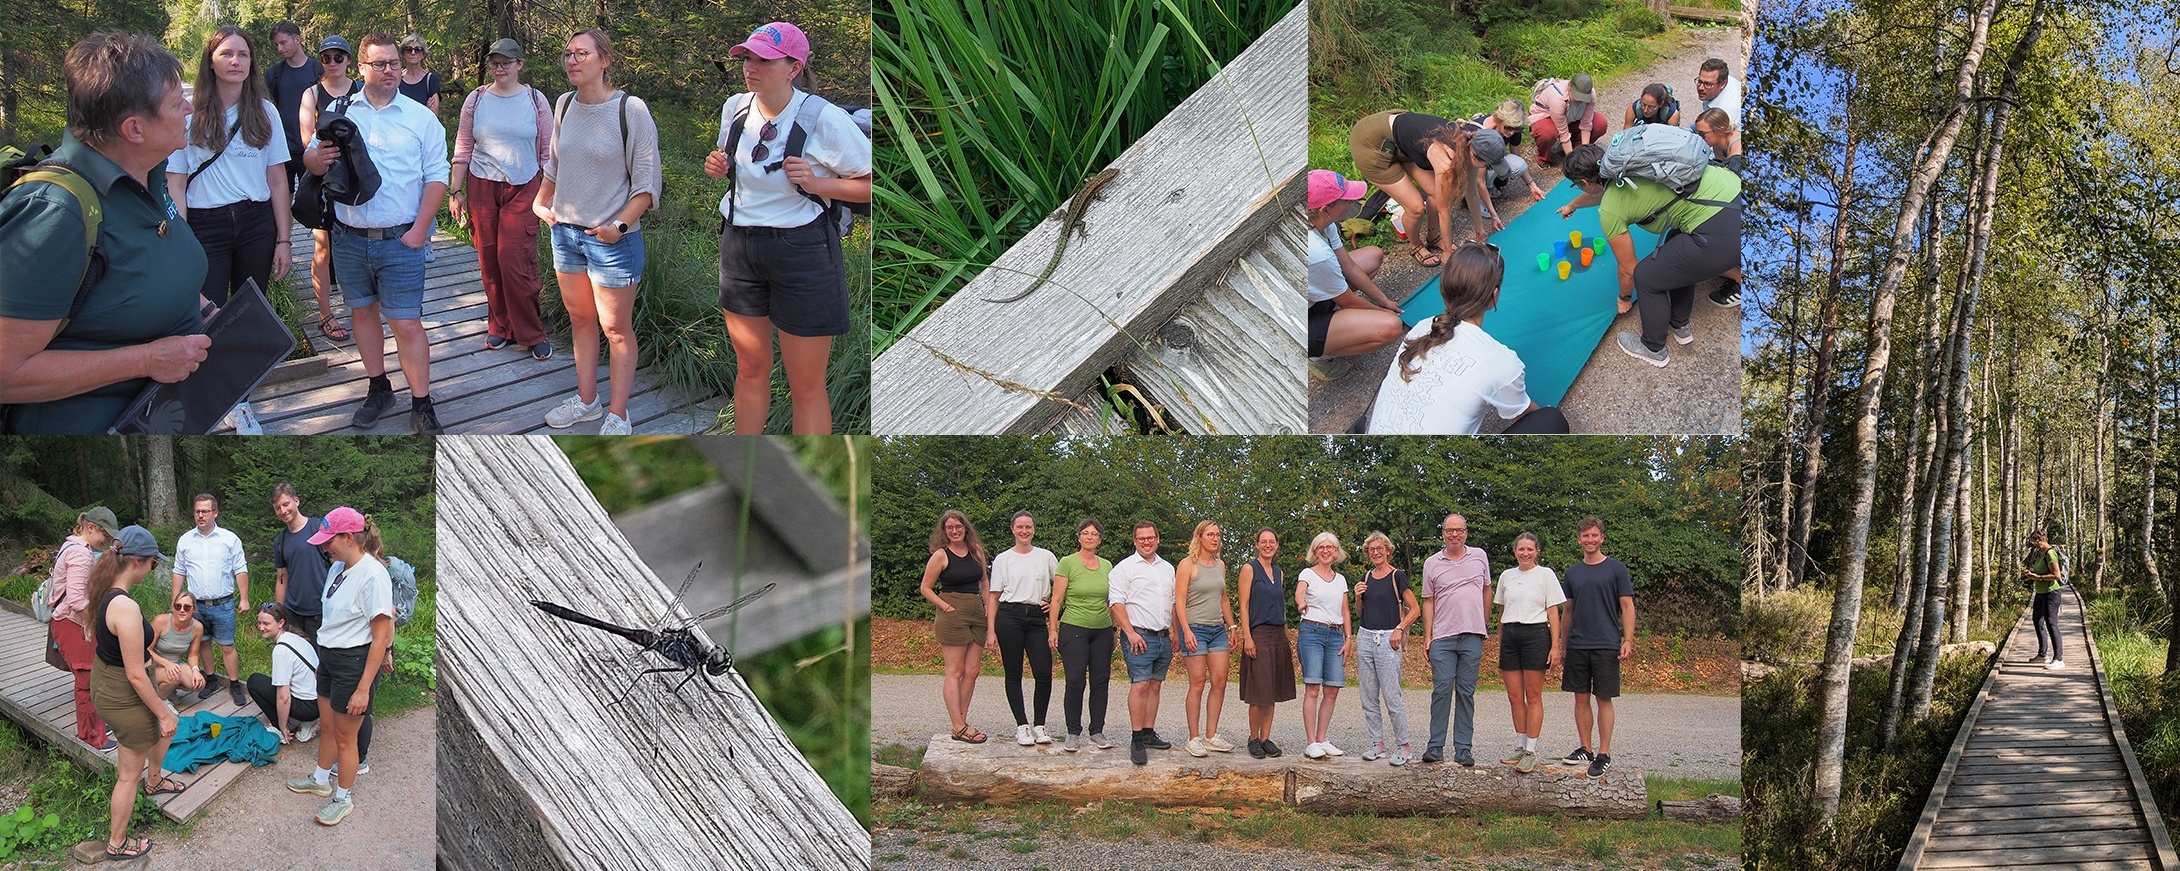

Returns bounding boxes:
[1109,521,1177,765]
[175,493,251,706]
[303,31,450,434]
[1692,58,1742,153]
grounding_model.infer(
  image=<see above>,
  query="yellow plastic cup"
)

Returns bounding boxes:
[1571,230,1583,249]
[1558,261,1571,280]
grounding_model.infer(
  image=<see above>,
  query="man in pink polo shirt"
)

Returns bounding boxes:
[1418,513,1492,765]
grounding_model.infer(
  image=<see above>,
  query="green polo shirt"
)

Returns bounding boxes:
[0,134,205,433]
[1598,164,1742,238]
[2027,547,2062,594]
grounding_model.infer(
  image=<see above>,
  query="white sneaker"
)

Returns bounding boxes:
[2048,659,2066,670]
[1032,725,1052,745]
[267,724,286,743]
[224,401,264,435]
[1204,734,1234,752]
[544,395,603,428]
[599,411,631,435]
[1016,724,1036,746]
[295,721,318,743]
[1322,741,1345,757]
[1304,742,1327,759]
[1186,737,1209,757]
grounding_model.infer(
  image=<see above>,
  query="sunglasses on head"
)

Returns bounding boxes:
[1459,238,1500,253]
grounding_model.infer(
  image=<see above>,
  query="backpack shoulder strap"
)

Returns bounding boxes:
[617,90,632,191]
[277,638,318,674]
[783,93,835,211]
[9,163,104,330]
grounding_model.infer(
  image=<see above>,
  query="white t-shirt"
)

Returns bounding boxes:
[269,630,319,702]
[319,554,394,649]
[1306,223,1346,303]
[1298,566,1348,625]
[1697,75,1743,128]
[1495,565,1568,625]
[171,100,292,209]
[1367,320,1533,434]
[718,90,872,228]
[991,546,1059,605]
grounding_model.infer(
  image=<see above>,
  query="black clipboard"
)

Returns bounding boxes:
[109,278,295,434]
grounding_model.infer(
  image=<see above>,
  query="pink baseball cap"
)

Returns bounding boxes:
[729,22,810,63]
[308,506,367,545]
[1307,169,1367,210]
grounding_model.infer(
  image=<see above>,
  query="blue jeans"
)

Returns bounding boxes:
[551,223,646,287]
[193,596,237,646]
[1426,633,1484,755]
[1297,621,1346,687]
[1121,629,1172,682]
[329,229,428,320]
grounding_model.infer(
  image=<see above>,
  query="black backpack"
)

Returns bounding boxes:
[717,92,871,237]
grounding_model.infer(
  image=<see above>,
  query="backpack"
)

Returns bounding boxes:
[31,539,87,623]
[553,90,660,215]
[387,555,419,628]
[1,145,107,335]
[718,91,871,237]
[1596,123,1740,227]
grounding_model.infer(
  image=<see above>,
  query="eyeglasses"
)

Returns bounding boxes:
[488,59,517,69]
[361,60,401,71]
[750,120,780,163]
[1442,526,1467,532]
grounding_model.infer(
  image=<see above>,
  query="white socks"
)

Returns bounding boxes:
[312,766,330,785]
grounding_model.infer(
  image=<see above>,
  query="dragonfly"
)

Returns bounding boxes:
[531,562,777,708]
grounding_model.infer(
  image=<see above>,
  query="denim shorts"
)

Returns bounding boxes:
[193,596,237,646]
[1297,620,1346,687]
[550,223,646,288]
[1122,629,1172,682]
[330,229,428,320]
[1182,622,1229,655]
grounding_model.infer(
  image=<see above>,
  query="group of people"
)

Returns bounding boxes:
[919,511,1639,776]
[1307,59,1748,432]
[41,488,395,858]
[0,20,869,435]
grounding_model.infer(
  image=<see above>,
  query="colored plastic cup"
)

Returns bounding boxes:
[1571,230,1583,248]
[1594,238,1605,253]
[1558,261,1571,280]
[1537,252,1551,271]
[1580,248,1595,267]
[1554,240,1568,259]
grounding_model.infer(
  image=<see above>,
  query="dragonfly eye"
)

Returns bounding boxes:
[707,651,733,675]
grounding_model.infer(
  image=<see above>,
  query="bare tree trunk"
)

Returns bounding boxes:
[2093,299,2112,593]
[1789,118,1855,590]
[146,437,178,526]
[1979,322,1994,629]
[1893,195,1948,614]
[2144,331,2163,596]
[1814,0,2001,828]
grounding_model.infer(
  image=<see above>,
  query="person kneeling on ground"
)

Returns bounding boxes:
[1529,74,1607,167]
[249,602,326,743]
[1557,143,1742,368]
[1365,242,1568,434]
[1305,170,1403,383]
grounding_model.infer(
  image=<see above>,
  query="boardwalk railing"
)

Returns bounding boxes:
[1899,588,2180,870]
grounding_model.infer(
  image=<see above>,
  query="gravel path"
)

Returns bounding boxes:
[1309,23,1747,435]
[147,706,435,869]
[874,674,1738,780]
[875,828,1742,871]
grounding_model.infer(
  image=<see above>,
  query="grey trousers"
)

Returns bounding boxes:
[1356,627,1410,748]
[1426,633,1484,754]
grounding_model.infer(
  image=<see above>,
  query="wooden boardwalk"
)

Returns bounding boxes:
[0,604,262,822]
[1901,588,2180,870]
[243,225,724,434]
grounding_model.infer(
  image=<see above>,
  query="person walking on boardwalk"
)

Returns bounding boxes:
[919,509,990,744]
[174,492,250,707]
[1175,521,1238,757]
[89,525,184,860]
[2024,527,2066,669]
[987,511,1058,746]
[1495,532,1565,773]
[49,507,121,750]
[1558,516,1634,777]
[1353,531,1419,765]
[1236,528,1296,759]
[1420,513,1490,765]
[1050,519,1116,752]
[1110,521,1178,765]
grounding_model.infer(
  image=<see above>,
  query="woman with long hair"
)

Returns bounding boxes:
[919,509,990,743]
[296,35,356,343]
[1346,110,1503,262]
[986,511,1057,745]
[703,21,872,434]
[1174,521,1237,756]
[1495,532,1566,773]
[48,508,119,750]
[450,38,554,360]
[1295,532,1353,760]
[1624,82,1682,128]
[537,28,662,435]
[1353,531,1419,765]
[1049,519,1115,752]
[167,25,292,308]
[87,526,183,859]
[1235,528,1295,758]
[284,507,393,826]
[1367,242,1568,434]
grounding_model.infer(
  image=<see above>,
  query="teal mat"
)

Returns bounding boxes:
[1398,182,1658,406]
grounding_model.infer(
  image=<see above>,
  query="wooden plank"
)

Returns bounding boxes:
[1928,827,2154,851]
[1898,602,2018,871]
[436,437,866,870]
[871,5,1307,434]
[1945,801,2152,823]
[689,437,860,572]
[1934,811,2147,837]
[1919,842,2150,868]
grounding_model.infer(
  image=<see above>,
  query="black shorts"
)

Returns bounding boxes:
[718,216,850,337]
[1561,648,1621,698]
[1498,622,1552,671]
[318,644,378,712]
[1308,299,1337,357]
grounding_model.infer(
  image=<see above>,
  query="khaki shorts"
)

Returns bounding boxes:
[1348,111,1411,187]
[934,592,988,647]
[91,659,161,750]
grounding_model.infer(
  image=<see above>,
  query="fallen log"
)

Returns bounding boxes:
[873,763,916,799]
[1659,793,1742,821]
[1667,4,1743,23]
[1287,759,1647,819]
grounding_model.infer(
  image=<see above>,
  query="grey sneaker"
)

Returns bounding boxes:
[1616,332,1670,367]
[352,378,395,428]
[1309,358,1351,383]
[228,679,247,707]
[1390,744,1414,766]
[295,721,318,743]
[1063,733,1081,752]
[314,796,353,826]
[1204,734,1234,752]
[287,775,333,797]
[1363,742,1387,762]
[529,341,553,361]
[1669,324,1693,345]
[599,411,632,435]
[1088,732,1113,750]
[1516,750,1538,773]
[1454,748,1475,767]
[356,759,370,776]
[544,394,604,428]
[1186,737,1209,757]
[1502,747,1526,766]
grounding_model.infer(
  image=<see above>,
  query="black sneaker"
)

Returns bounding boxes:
[197,672,221,700]
[1454,748,1475,767]
[1247,739,1266,759]
[1130,731,1148,766]
[352,376,395,428]
[1261,739,1283,758]
[484,333,510,350]
[411,396,444,435]
[1420,748,1442,764]
[530,341,552,361]
[1588,753,1612,777]
[1143,730,1171,750]
[1560,746,1594,766]
[1708,279,1742,307]
[228,678,246,707]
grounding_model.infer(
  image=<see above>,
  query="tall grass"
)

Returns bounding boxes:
[2084,595,2180,843]
[872,0,1295,353]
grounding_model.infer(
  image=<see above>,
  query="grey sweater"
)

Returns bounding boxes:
[542,90,662,230]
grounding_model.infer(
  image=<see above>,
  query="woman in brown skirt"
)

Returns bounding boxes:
[920,509,991,743]
[1236,528,1297,758]
[88,526,184,860]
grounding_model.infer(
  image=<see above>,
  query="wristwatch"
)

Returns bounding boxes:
[612,220,630,234]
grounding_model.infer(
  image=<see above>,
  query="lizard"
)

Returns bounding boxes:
[984,166,1121,304]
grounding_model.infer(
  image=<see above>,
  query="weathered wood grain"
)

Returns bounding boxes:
[435,437,866,871]
[872,4,1308,434]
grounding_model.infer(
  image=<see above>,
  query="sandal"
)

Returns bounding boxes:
[141,775,185,796]
[105,837,151,859]
[317,312,350,342]
[1413,244,1444,268]
[951,725,988,744]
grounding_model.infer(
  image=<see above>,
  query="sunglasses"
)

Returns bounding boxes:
[1458,238,1500,253]
[403,46,425,53]
[175,604,193,612]
[750,120,780,163]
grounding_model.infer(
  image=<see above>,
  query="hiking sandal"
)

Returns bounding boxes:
[105,837,151,859]
[141,775,185,795]
[318,312,350,341]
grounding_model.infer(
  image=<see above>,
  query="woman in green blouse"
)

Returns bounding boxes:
[1048,519,1115,753]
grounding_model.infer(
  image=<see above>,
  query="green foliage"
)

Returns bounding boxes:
[1740,586,1833,664]
[738,621,870,828]
[871,0,1294,352]
[0,803,61,860]
[873,436,1739,634]
[0,719,171,862]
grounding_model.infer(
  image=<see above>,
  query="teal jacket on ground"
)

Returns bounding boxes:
[161,711,279,772]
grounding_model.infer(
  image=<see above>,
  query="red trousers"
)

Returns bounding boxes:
[469,176,548,346]
[53,616,106,744]
[1530,114,1610,164]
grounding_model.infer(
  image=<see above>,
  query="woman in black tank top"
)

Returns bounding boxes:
[85,525,182,860]
[297,43,357,343]
[1390,112,1500,258]
[919,510,992,743]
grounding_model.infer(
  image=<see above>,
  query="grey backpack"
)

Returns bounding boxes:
[1598,123,1738,225]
